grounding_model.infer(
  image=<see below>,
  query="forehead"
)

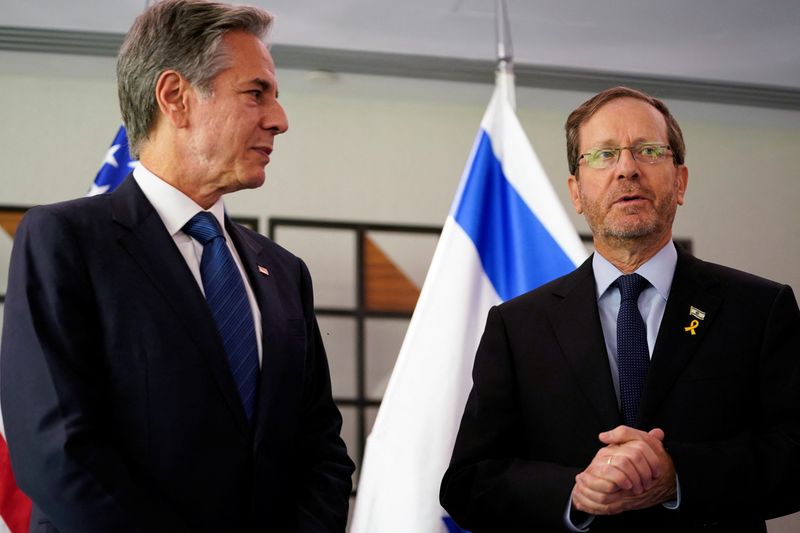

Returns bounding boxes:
[579,97,668,149]
[217,30,275,80]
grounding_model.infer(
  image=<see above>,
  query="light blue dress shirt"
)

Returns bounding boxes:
[594,242,677,405]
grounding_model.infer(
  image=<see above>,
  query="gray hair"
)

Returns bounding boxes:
[117,0,273,158]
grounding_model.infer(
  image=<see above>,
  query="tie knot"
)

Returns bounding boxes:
[183,212,223,245]
[617,273,647,301]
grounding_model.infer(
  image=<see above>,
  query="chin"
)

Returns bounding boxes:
[238,171,267,190]
[605,219,662,240]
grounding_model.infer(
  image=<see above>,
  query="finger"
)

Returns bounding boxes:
[601,429,667,480]
[615,439,662,482]
[648,427,665,441]
[572,487,608,515]
[586,455,641,493]
[615,441,658,488]
[573,475,616,509]
[598,425,649,446]
[597,453,646,494]
[575,469,623,495]
[623,435,666,479]
[572,481,624,516]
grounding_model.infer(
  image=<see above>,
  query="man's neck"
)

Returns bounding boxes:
[593,233,673,274]
[139,148,221,210]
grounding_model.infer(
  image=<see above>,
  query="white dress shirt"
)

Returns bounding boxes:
[132,165,263,365]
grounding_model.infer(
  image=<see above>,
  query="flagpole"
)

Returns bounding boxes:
[495,0,515,110]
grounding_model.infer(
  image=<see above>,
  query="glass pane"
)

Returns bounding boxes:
[363,231,438,313]
[366,231,439,289]
[318,315,356,398]
[273,226,356,309]
[365,317,409,400]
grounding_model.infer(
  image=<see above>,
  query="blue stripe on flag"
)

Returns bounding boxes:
[442,516,470,533]
[454,130,575,301]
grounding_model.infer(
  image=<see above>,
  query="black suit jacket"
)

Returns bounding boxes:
[441,250,800,532]
[1,177,354,533]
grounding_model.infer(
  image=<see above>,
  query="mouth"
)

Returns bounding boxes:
[251,146,272,162]
[613,193,648,206]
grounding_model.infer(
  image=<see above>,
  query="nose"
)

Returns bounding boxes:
[262,99,289,135]
[615,147,639,180]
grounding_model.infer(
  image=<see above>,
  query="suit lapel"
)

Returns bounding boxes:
[549,257,624,430]
[638,252,723,427]
[110,177,251,434]
[225,221,298,448]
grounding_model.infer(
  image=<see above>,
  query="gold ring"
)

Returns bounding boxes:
[606,456,613,465]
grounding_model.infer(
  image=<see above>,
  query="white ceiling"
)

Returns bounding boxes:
[3,0,799,89]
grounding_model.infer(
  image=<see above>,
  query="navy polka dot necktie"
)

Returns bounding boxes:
[616,273,649,428]
[183,212,259,422]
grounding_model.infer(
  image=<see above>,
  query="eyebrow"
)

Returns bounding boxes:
[249,77,279,98]
[585,137,665,149]
[250,78,271,90]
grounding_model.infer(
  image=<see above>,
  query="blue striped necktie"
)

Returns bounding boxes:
[183,212,259,422]
[616,273,649,428]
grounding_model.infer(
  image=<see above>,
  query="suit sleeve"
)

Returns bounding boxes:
[440,306,581,532]
[294,259,355,532]
[667,284,800,521]
[0,207,188,533]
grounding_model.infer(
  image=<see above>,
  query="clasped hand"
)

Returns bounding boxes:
[572,425,677,515]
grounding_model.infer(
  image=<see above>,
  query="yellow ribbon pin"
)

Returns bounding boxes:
[684,319,699,335]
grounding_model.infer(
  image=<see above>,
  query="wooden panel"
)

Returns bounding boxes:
[363,235,420,312]
[0,208,26,239]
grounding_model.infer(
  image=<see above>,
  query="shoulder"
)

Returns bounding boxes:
[676,253,800,330]
[229,221,312,281]
[681,253,791,303]
[498,258,592,316]
[16,194,112,244]
[231,222,299,260]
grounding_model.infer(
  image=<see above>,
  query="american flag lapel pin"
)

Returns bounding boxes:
[258,265,270,276]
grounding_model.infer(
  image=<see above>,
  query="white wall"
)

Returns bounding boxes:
[2,50,798,289]
[1,50,799,531]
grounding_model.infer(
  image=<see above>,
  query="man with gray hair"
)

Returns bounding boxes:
[1,1,354,531]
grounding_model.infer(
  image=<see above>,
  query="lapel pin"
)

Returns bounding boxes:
[689,306,706,320]
[684,319,699,335]
[258,265,270,276]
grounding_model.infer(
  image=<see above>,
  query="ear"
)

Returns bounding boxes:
[567,175,583,214]
[154,70,193,129]
[675,165,688,206]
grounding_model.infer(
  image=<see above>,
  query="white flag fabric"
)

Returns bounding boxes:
[351,71,587,533]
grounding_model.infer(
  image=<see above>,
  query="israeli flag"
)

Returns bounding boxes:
[351,71,587,533]
[87,126,138,196]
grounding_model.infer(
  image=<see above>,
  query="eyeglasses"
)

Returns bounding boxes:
[578,144,673,170]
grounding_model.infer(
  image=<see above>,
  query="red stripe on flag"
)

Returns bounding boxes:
[0,433,31,533]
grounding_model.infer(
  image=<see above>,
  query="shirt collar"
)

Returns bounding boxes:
[593,241,677,301]
[133,164,226,236]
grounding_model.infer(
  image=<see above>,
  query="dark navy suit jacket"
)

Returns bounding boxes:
[1,176,354,532]
[441,250,800,532]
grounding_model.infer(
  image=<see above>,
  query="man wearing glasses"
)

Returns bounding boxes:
[441,86,800,532]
